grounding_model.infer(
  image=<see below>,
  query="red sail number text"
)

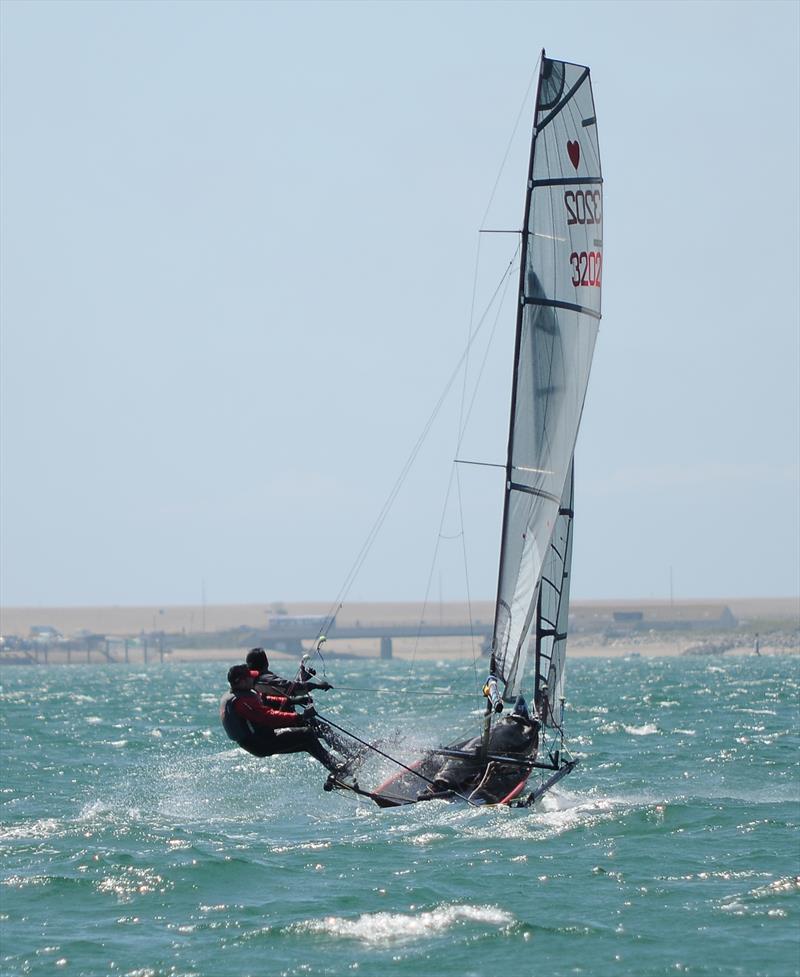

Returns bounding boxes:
[570,251,602,287]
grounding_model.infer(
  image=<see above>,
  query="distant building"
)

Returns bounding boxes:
[613,611,644,624]
[266,614,333,635]
[571,603,737,632]
[29,625,62,641]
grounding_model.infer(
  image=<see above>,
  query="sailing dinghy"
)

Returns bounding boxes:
[322,53,602,808]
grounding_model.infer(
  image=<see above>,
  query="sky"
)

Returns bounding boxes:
[1,0,798,609]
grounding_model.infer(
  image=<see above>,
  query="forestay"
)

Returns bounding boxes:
[492,55,602,716]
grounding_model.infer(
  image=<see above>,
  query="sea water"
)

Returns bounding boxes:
[1,654,798,977]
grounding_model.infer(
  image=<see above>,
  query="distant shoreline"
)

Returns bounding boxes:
[141,638,799,663]
[2,596,797,637]
[1,642,796,668]
[1,598,797,666]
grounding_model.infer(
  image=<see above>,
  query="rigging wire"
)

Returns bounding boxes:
[454,459,477,679]
[316,706,572,810]
[438,62,539,684]
[332,685,479,698]
[314,711,480,808]
[407,241,520,687]
[313,253,522,659]
[458,61,540,447]
[479,59,541,230]
[312,66,540,683]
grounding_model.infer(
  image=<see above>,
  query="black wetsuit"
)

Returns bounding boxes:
[253,669,326,697]
[219,690,338,771]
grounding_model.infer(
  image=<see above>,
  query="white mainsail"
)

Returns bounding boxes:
[492,55,602,723]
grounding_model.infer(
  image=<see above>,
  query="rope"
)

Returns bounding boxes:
[479,59,540,230]
[313,255,521,659]
[314,711,479,808]
[307,65,541,681]
[407,244,519,686]
[331,685,478,698]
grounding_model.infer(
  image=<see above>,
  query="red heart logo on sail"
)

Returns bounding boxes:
[567,140,580,170]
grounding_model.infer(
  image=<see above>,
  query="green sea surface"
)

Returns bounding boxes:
[1,655,798,977]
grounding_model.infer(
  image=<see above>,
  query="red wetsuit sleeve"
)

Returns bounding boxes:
[261,694,293,710]
[232,694,304,730]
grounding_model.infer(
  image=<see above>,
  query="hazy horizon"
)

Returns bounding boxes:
[2,594,799,611]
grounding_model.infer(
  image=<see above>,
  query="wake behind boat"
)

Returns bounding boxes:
[265,52,603,809]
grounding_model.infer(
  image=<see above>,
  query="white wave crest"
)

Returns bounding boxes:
[0,818,62,841]
[294,903,514,945]
[623,723,659,736]
[408,832,446,846]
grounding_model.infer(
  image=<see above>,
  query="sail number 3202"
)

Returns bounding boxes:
[570,250,602,287]
[565,190,602,225]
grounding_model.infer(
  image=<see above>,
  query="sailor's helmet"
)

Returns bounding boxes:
[246,647,269,671]
[227,664,252,686]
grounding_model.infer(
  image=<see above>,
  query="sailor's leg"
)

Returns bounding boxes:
[316,723,362,762]
[237,732,276,758]
[270,727,340,772]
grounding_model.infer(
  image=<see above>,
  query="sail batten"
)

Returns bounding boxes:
[491,55,602,720]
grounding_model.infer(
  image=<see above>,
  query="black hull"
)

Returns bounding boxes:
[366,735,539,808]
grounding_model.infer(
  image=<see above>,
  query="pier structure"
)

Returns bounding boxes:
[263,620,494,660]
[0,634,169,666]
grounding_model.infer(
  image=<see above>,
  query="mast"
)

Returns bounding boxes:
[490,51,547,665]
[532,587,543,706]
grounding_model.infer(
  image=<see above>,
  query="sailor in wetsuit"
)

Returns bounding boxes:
[419,696,539,799]
[245,648,364,772]
[245,647,333,697]
[220,664,346,775]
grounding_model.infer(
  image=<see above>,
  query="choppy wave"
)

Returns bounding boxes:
[293,903,515,944]
[622,722,659,736]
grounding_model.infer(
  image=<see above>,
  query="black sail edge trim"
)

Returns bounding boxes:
[523,297,602,320]
[509,482,562,504]
[531,177,602,188]
[537,67,590,133]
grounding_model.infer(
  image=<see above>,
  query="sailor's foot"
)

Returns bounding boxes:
[324,765,358,792]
